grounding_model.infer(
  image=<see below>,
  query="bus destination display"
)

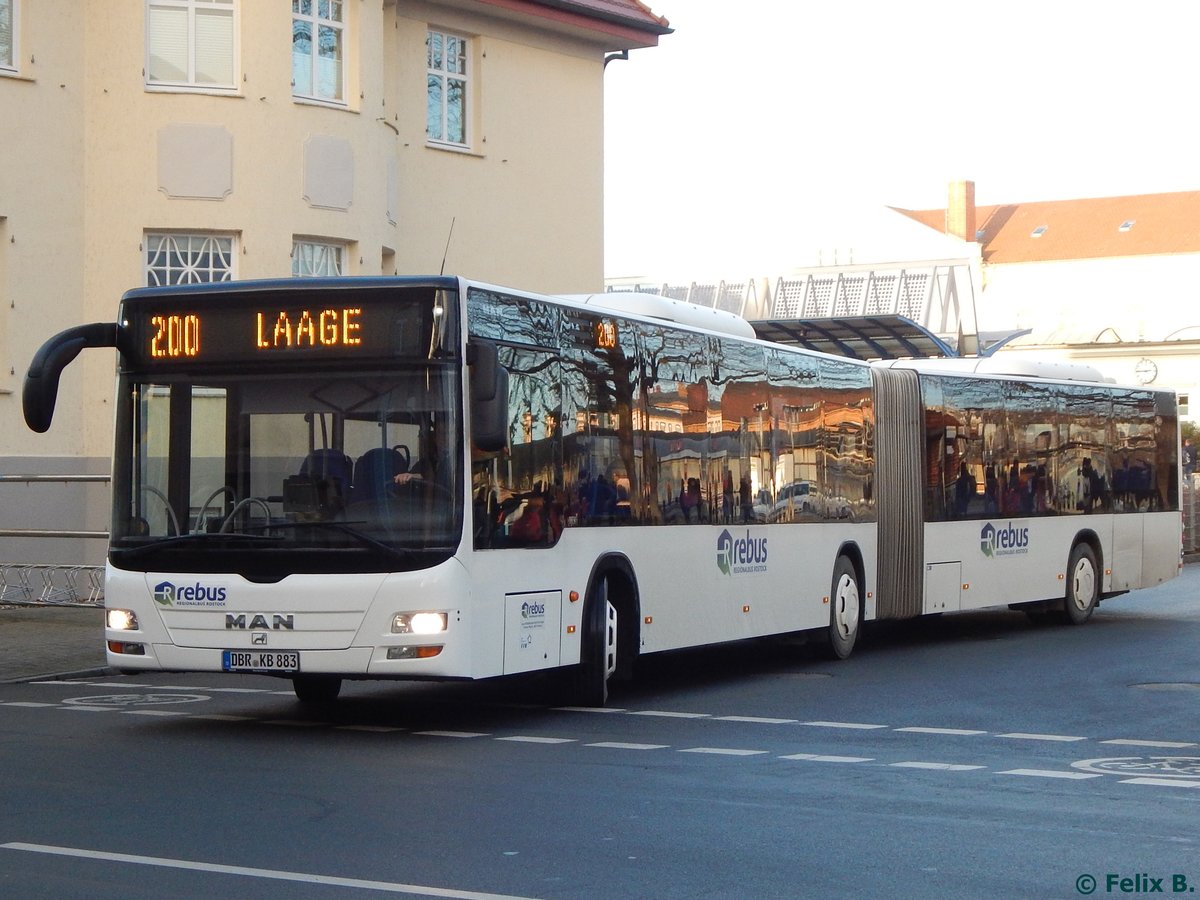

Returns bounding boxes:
[125,291,436,365]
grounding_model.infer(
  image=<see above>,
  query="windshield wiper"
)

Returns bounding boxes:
[115,531,285,558]
[246,520,418,562]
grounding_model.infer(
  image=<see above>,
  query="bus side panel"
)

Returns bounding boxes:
[1141,511,1183,589]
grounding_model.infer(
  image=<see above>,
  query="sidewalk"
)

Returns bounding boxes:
[0,605,110,684]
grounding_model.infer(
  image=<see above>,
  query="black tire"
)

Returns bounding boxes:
[1064,543,1099,625]
[826,555,862,659]
[292,675,343,705]
[569,578,617,707]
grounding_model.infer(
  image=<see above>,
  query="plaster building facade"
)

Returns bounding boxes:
[0,0,669,576]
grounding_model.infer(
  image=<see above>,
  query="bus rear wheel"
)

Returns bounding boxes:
[1064,543,1099,625]
[569,578,617,707]
[293,674,342,705]
[826,556,862,659]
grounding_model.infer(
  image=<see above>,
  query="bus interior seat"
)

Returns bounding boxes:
[353,447,407,502]
[285,449,353,514]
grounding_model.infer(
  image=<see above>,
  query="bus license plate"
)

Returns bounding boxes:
[222,650,300,673]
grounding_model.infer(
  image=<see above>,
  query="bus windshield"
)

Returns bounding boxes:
[110,365,463,576]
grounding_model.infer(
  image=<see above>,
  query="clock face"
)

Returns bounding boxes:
[1134,358,1158,384]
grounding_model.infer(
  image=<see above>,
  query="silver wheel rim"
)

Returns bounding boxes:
[834,573,860,639]
[1071,557,1096,611]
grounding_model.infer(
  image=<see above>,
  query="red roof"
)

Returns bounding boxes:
[896,190,1200,264]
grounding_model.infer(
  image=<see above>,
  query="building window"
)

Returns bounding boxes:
[292,239,345,276]
[0,0,16,74]
[146,0,236,90]
[292,0,344,103]
[145,233,235,285]
[426,29,468,146]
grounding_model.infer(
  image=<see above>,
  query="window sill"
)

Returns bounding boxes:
[144,83,242,98]
[0,70,34,83]
[425,140,483,159]
[293,95,357,114]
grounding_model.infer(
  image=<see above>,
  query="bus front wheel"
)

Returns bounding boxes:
[826,556,862,659]
[293,674,342,705]
[1064,543,1099,625]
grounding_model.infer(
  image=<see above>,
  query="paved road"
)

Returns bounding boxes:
[2,568,1198,898]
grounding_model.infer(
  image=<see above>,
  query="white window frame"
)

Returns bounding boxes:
[426,28,470,148]
[0,0,18,75]
[292,0,346,105]
[145,0,237,92]
[145,232,236,285]
[291,239,346,277]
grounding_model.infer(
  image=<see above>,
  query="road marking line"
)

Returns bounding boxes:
[714,716,799,724]
[336,725,405,733]
[59,706,112,712]
[890,762,987,771]
[0,842,537,899]
[495,736,576,744]
[997,733,1087,742]
[629,710,711,719]
[1101,739,1198,749]
[414,731,490,738]
[1118,778,1200,788]
[895,727,987,736]
[585,741,669,750]
[803,721,888,730]
[122,710,191,717]
[999,769,1100,780]
[679,747,769,756]
[780,754,874,763]
[1,702,56,708]
[551,707,627,714]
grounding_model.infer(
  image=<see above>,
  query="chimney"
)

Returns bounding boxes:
[946,180,976,242]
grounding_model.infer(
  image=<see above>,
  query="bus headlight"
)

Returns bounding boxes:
[106,609,139,631]
[392,612,448,635]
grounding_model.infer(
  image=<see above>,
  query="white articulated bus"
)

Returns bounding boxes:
[23,276,1181,705]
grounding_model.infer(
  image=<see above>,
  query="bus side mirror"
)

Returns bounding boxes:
[23,323,124,433]
[467,339,509,453]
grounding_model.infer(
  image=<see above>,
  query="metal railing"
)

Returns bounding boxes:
[0,474,108,606]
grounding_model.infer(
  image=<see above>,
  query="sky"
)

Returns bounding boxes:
[602,1,1200,280]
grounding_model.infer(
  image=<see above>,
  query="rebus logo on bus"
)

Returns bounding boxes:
[979,522,1031,558]
[716,529,769,576]
[521,600,546,619]
[153,580,229,608]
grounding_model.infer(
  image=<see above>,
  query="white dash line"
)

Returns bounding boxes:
[679,747,769,756]
[414,731,490,739]
[714,716,799,724]
[890,762,987,771]
[803,721,888,730]
[0,841,538,899]
[1119,778,1200,788]
[121,710,191,717]
[495,736,576,744]
[629,710,711,719]
[2,702,56,708]
[997,732,1087,742]
[895,727,987,736]
[551,706,627,713]
[1101,739,1198,749]
[192,715,254,722]
[999,769,1100,780]
[780,754,874,763]
[585,741,669,750]
[336,726,405,733]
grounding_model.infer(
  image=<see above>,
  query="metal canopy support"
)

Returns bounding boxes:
[750,315,957,361]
